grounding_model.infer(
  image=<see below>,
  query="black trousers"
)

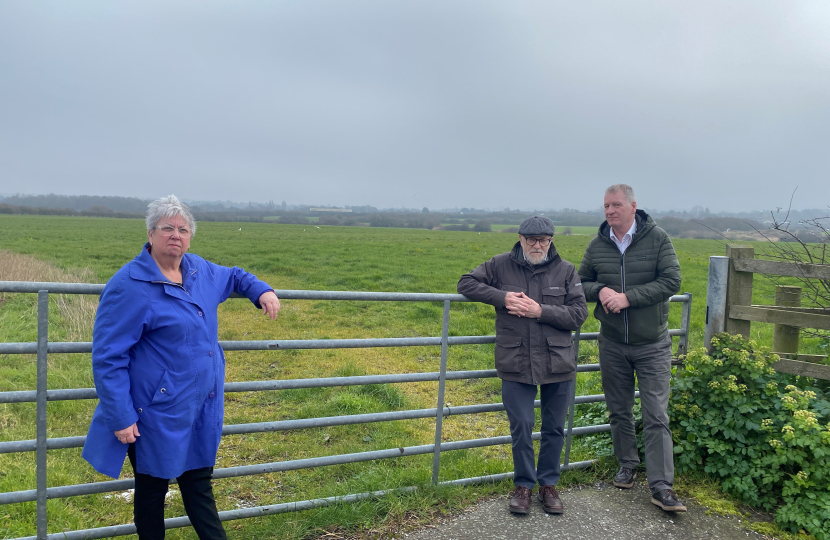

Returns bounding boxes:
[128,444,227,540]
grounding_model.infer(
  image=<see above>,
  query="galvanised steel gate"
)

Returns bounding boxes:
[0,281,692,540]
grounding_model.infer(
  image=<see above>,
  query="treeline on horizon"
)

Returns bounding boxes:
[0,193,606,229]
[0,193,826,241]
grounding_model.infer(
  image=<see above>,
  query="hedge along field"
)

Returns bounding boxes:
[0,214,823,539]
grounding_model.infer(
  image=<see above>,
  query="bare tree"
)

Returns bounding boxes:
[759,191,830,340]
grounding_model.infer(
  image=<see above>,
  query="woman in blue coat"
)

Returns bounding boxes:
[82,195,280,540]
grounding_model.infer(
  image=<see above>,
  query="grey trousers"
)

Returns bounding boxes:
[502,379,573,489]
[598,334,674,493]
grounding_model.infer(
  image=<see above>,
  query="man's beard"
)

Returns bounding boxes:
[524,250,546,265]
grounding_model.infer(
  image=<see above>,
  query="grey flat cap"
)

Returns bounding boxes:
[518,216,555,236]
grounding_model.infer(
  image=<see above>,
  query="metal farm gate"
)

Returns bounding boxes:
[0,281,692,540]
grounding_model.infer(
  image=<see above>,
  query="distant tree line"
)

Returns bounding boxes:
[657,216,764,239]
[0,194,150,213]
[2,193,826,240]
[0,203,143,219]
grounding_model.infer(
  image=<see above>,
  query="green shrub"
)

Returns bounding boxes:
[670,333,830,539]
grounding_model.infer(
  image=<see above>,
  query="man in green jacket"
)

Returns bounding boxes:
[577,184,686,512]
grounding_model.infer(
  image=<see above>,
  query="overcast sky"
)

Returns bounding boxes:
[1,1,828,212]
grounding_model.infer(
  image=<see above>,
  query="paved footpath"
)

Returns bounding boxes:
[404,482,768,540]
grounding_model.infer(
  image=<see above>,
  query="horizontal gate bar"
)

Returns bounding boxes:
[0,282,105,294]
[0,283,472,300]
[0,363,608,404]
[0,281,693,306]
[224,392,620,435]
[0,336,497,355]
[10,485,421,540]
[0,327,686,357]
[272,290,472,301]
[0,436,87,454]
[226,369,498,390]
[0,424,610,504]
[221,335,498,351]
[0,390,623,455]
[0,281,692,305]
[441,459,596,487]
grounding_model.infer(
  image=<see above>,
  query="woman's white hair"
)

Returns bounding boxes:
[145,195,197,236]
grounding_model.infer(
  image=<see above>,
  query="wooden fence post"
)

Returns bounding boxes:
[725,244,754,339]
[773,285,801,356]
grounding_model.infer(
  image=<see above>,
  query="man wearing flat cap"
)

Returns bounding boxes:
[457,216,588,515]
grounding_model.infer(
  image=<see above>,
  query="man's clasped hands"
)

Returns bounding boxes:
[505,287,629,318]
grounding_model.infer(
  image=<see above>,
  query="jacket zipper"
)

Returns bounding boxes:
[526,269,538,385]
[620,253,628,344]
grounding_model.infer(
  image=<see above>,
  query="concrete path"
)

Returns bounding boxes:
[404,482,768,540]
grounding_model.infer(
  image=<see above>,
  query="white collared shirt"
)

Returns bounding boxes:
[610,220,637,254]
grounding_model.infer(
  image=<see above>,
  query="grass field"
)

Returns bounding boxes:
[0,214,821,540]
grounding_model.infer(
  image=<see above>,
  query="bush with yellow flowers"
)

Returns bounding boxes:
[670,333,830,539]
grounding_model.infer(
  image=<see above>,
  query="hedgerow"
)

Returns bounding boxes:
[670,333,830,539]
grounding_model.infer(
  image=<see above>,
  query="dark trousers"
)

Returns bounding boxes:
[501,379,573,489]
[597,334,674,493]
[128,444,227,540]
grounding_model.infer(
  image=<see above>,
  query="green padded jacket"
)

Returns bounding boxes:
[577,210,681,345]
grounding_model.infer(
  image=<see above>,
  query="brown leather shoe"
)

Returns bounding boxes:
[537,485,564,514]
[651,489,687,512]
[508,486,532,514]
[613,466,637,488]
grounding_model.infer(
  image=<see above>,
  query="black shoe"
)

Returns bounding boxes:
[613,466,637,488]
[651,489,687,512]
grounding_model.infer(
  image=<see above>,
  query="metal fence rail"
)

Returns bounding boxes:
[0,280,692,539]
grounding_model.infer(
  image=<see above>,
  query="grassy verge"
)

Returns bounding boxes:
[676,472,813,540]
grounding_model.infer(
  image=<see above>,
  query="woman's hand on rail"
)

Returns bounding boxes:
[259,291,281,320]
[114,423,140,444]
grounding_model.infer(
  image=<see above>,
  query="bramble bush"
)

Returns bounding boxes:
[669,333,830,539]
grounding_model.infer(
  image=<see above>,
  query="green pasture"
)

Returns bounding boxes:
[557,225,597,235]
[0,214,820,540]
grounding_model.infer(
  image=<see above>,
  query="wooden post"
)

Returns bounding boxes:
[796,354,828,364]
[773,285,801,356]
[725,244,754,338]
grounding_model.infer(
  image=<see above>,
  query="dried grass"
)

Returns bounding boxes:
[0,249,98,341]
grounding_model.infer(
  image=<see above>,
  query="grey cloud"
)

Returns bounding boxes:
[0,0,828,211]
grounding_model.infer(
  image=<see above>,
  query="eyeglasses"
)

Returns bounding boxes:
[522,236,551,247]
[154,225,192,238]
